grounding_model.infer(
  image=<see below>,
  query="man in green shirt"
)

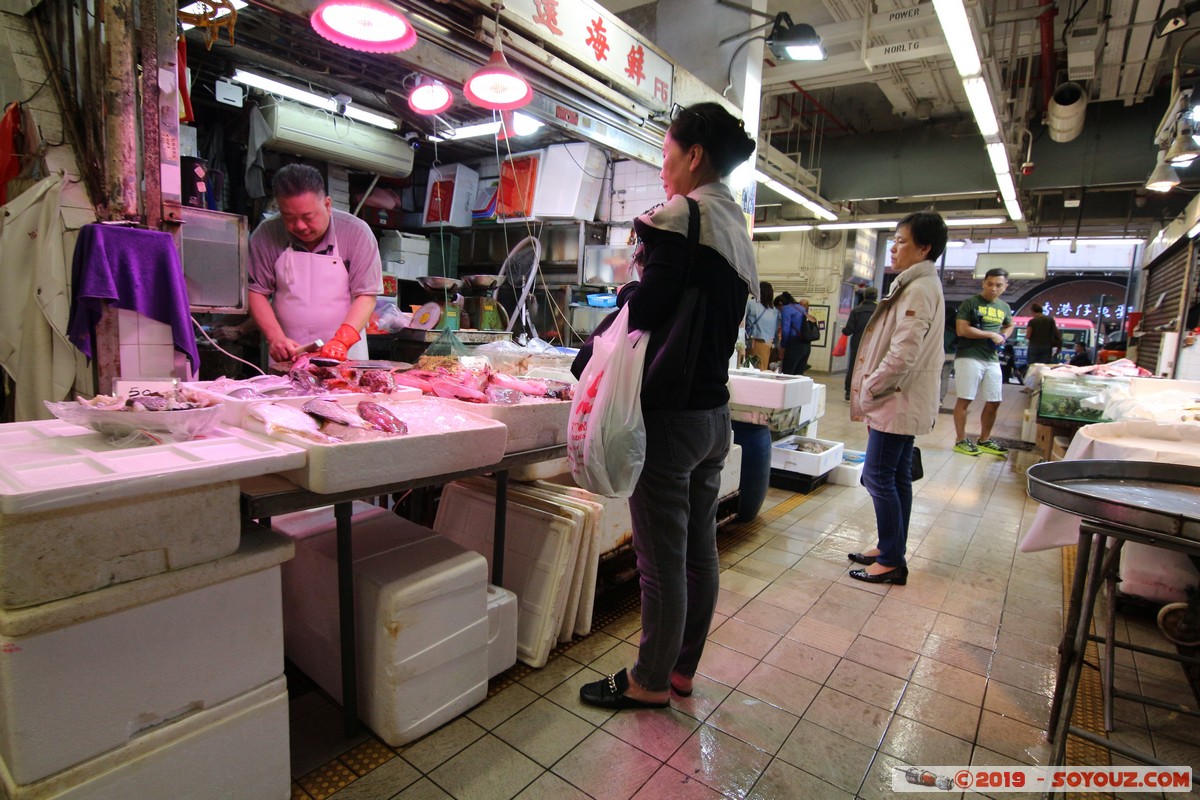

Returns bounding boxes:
[953,268,1014,456]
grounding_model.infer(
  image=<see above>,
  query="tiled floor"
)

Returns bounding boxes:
[289,375,1200,800]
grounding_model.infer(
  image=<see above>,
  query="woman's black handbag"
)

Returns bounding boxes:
[911,446,924,481]
[572,198,704,410]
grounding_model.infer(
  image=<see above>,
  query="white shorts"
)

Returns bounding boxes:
[955,357,1003,402]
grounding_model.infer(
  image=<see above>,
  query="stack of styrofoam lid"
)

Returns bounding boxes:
[435,479,584,667]
[0,419,306,516]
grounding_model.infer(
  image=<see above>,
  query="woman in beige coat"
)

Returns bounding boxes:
[847,211,947,584]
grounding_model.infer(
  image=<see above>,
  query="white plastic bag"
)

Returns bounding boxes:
[567,306,647,497]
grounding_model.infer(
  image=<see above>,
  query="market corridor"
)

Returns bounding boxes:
[289,375,1199,800]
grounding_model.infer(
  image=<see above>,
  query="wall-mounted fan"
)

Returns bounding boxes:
[808,228,843,250]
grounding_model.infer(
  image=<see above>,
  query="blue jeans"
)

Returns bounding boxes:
[862,427,914,568]
[629,406,731,693]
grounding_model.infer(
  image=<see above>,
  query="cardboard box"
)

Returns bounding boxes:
[770,435,844,476]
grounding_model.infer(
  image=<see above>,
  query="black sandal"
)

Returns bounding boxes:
[579,669,669,710]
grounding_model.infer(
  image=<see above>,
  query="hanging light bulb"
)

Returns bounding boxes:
[1166,124,1200,166]
[464,30,532,111]
[408,77,453,115]
[310,0,417,53]
[1146,149,1180,193]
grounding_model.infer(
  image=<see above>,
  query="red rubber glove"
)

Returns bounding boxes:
[317,324,361,361]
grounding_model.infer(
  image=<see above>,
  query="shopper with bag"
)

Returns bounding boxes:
[841,286,878,400]
[743,281,778,371]
[778,294,815,375]
[574,102,757,710]
[847,211,947,586]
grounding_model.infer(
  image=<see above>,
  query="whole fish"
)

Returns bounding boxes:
[248,402,338,443]
[392,372,435,394]
[357,401,408,434]
[302,398,372,428]
[357,370,395,394]
[489,372,548,396]
[430,379,488,403]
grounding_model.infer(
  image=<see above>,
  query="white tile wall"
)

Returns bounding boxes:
[602,160,664,224]
[117,309,189,379]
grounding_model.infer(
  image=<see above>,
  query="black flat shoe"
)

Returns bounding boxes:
[580,669,669,710]
[848,552,877,566]
[848,565,908,585]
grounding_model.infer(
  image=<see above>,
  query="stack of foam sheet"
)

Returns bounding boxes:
[434,479,584,667]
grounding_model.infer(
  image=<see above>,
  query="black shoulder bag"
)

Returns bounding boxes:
[571,198,704,412]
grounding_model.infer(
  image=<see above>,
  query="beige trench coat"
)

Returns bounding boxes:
[849,260,946,435]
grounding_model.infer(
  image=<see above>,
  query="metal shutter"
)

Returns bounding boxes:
[1136,242,1193,373]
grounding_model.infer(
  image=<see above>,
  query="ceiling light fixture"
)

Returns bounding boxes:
[1146,149,1181,192]
[464,22,532,111]
[231,69,398,130]
[754,224,815,233]
[1154,1,1200,36]
[754,169,838,220]
[962,77,1000,137]
[767,13,825,61]
[985,141,1010,176]
[408,77,452,116]
[427,113,542,142]
[931,0,982,76]
[310,0,417,53]
[1165,124,1200,165]
[818,220,897,231]
[945,216,1007,226]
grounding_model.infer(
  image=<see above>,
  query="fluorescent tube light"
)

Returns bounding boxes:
[1048,238,1145,246]
[232,69,397,130]
[1004,199,1023,221]
[817,220,897,230]
[996,171,1018,203]
[754,224,815,233]
[1188,220,1200,238]
[428,113,542,142]
[932,0,982,76]
[945,216,1006,226]
[753,170,838,220]
[962,77,999,137]
[985,141,1010,176]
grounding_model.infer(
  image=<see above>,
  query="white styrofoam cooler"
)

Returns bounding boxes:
[0,529,292,784]
[486,584,518,678]
[531,143,606,220]
[1119,541,1200,603]
[798,383,827,424]
[423,163,479,228]
[727,370,813,410]
[274,506,489,746]
[770,436,844,477]
[246,397,508,494]
[440,397,569,454]
[719,443,742,498]
[829,449,865,486]
[0,677,289,800]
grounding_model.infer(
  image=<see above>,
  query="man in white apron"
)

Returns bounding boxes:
[248,164,382,365]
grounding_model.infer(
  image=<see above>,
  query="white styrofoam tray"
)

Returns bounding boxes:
[535,480,633,557]
[486,584,518,678]
[720,443,742,498]
[0,529,292,784]
[274,508,489,746]
[0,677,289,800]
[435,480,580,667]
[0,420,305,515]
[243,397,508,494]
[439,397,569,454]
[184,381,421,426]
[770,435,844,477]
[727,370,813,410]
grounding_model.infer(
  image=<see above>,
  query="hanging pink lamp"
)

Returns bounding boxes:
[464,45,532,111]
[311,0,417,53]
[408,77,453,115]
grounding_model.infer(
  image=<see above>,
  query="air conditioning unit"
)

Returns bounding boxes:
[261,99,414,177]
[1066,16,1106,82]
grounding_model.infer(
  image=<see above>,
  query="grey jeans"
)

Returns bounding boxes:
[629,405,731,693]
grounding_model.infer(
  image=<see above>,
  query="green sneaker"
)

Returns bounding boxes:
[954,439,980,456]
[976,439,1009,456]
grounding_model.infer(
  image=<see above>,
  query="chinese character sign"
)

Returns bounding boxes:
[504,0,673,109]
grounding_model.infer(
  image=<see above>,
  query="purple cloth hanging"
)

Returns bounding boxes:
[66,224,200,368]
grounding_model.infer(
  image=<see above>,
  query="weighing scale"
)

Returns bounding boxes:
[414,276,462,331]
[460,274,509,330]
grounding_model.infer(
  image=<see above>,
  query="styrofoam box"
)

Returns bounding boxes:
[0,528,292,784]
[0,677,289,800]
[720,443,742,498]
[1119,541,1200,603]
[829,451,864,487]
[183,382,422,427]
[423,163,479,228]
[440,397,569,454]
[534,480,632,557]
[0,480,243,609]
[727,369,813,410]
[486,584,518,678]
[508,455,570,482]
[0,419,304,517]
[798,383,827,424]
[531,142,606,220]
[274,507,489,746]
[245,397,508,494]
[379,231,431,257]
[770,435,844,477]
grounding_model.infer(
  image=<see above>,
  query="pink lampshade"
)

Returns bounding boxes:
[464,49,532,111]
[408,77,453,115]
[310,0,417,53]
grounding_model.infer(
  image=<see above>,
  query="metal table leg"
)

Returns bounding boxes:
[335,501,360,736]
[1047,529,1095,741]
[492,470,508,585]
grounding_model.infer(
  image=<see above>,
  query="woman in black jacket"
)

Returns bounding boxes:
[842,286,878,400]
[578,103,757,710]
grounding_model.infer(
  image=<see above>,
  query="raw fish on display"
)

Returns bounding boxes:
[430,379,489,403]
[392,372,435,393]
[302,398,373,428]
[358,401,408,433]
[490,372,547,396]
[247,402,337,443]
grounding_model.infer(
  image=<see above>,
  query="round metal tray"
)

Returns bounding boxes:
[1027,460,1200,540]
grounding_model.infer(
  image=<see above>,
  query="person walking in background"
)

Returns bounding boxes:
[1070,341,1093,367]
[952,268,1014,457]
[744,281,778,371]
[848,211,947,585]
[1025,303,1061,366]
[576,101,757,710]
[778,293,812,375]
[842,286,878,400]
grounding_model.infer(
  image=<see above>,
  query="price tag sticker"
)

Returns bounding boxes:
[114,379,179,398]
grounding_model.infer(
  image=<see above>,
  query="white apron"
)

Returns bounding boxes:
[271,241,369,362]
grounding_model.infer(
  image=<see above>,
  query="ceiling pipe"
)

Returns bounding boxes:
[1039,0,1056,112]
